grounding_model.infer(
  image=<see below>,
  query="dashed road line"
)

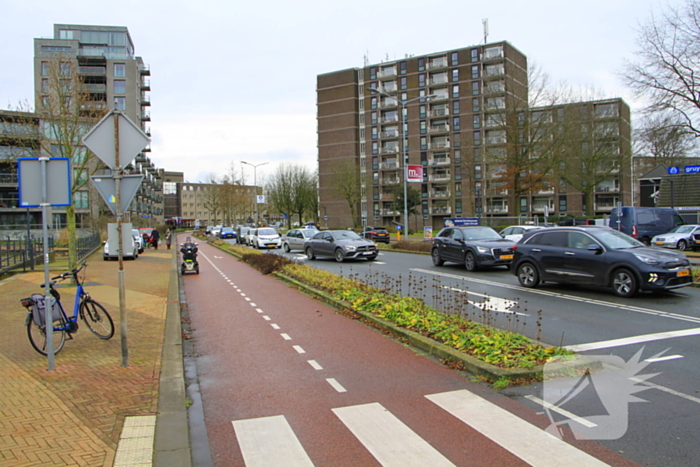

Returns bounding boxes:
[281,333,291,341]
[307,360,323,370]
[326,378,347,393]
[293,345,306,354]
[565,327,700,352]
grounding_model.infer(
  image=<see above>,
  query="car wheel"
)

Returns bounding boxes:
[283,243,291,253]
[334,248,345,263]
[305,247,315,260]
[517,262,540,288]
[612,268,638,298]
[678,240,688,251]
[464,251,479,272]
[431,248,444,266]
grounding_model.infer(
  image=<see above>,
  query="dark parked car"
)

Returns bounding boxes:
[305,230,378,262]
[237,226,251,245]
[431,226,516,271]
[361,226,390,244]
[511,226,692,298]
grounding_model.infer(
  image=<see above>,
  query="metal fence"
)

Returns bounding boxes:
[0,232,101,276]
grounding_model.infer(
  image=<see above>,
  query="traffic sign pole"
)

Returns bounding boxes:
[114,111,129,367]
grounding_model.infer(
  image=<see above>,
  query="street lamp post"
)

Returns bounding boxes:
[242,161,268,226]
[369,89,436,236]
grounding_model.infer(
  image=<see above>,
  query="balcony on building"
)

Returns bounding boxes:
[380,126,399,138]
[0,194,20,208]
[532,199,555,213]
[429,105,449,117]
[377,81,398,94]
[483,80,506,96]
[139,64,150,76]
[483,63,505,80]
[429,88,449,102]
[380,143,399,154]
[379,97,398,109]
[429,72,448,86]
[377,66,397,79]
[140,94,151,106]
[431,205,452,215]
[380,158,398,170]
[482,45,505,62]
[381,112,399,123]
[78,65,106,76]
[141,111,151,121]
[429,121,450,134]
[0,173,18,187]
[427,56,448,70]
[80,101,107,112]
[381,175,400,185]
[431,185,451,198]
[429,168,451,181]
[429,153,451,165]
[379,191,395,200]
[84,83,107,94]
[429,137,450,150]
[487,203,509,214]
[141,78,150,91]
[380,208,400,216]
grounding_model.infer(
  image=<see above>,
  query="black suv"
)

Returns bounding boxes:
[511,226,692,298]
[431,226,516,271]
[361,226,390,244]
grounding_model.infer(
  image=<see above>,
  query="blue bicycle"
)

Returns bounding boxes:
[20,261,114,355]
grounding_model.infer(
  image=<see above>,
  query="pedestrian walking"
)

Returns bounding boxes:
[150,228,160,250]
[165,228,172,250]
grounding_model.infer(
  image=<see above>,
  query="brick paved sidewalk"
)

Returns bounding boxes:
[0,249,175,467]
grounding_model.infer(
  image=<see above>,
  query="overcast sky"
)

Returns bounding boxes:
[0,0,684,183]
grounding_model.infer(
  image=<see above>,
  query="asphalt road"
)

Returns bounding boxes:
[271,246,700,467]
[183,240,639,467]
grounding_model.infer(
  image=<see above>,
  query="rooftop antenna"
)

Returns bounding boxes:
[483,18,489,44]
[364,51,369,67]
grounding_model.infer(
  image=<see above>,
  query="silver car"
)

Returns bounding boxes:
[304,230,378,262]
[651,224,700,251]
[282,228,319,252]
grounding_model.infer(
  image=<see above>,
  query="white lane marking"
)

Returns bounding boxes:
[307,360,323,370]
[281,333,292,341]
[262,315,271,321]
[240,293,246,297]
[442,286,526,315]
[412,268,700,325]
[524,395,597,428]
[245,297,251,302]
[332,403,455,467]
[565,327,700,352]
[271,324,280,330]
[644,355,684,363]
[427,389,610,467]
[293,345,305,354]
[232,415,314,467]
[629,377,700,404]
[326,378,347,393]
[250,302,257,307]
[256,308,263,313]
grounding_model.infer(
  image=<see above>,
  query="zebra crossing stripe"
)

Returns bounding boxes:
[426,390,610,467]
[232,415,314,467]
[332,402,456,467]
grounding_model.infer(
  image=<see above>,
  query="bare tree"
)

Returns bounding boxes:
[329,159,362,227]
[7,57,107,269]
[634,112,697,164]
[266,164,316,227]
[623,0,700,136]
[202,174,223,225]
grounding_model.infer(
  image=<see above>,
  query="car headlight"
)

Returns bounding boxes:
[633,253,661,266]
[476,246,490,254]
[344,245,357,252]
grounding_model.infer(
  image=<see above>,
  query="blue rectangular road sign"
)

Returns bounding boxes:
[684,165,700,173]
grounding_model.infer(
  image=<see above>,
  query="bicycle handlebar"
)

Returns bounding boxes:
[50,261,88,282]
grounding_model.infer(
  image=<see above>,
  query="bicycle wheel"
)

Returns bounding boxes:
[27,314,67,356]
[80,299,115,339]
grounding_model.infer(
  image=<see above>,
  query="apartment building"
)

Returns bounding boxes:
[32,24,163,226]
[317,42,633,229]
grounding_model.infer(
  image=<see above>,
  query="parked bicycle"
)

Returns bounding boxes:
[20,261,114,355]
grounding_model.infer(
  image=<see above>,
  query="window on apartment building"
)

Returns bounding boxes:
[419,105,426,118]
[453,100,460,114]
[473,148,482,162]
[400,61,407,74]
[455,200,462,214]
[455,166,462,180]
[114,97,126,110]
[41,79,49,94]
[452,85,460,99]
[471,65,479,79]
[474,165,482,179]
[114,80,126,94]
[370,67,377,80]
[418,74,425,87]
[454,149,461,164]
[114,63,126,77]
[41,62,49,76]
[559,195,567,212]
[472,97,481,112]
[418,57,425,71]
[453,131,461,147]
[371,112,377,124]
[372,141,378,155]
[372,156,378,170]
[451,52,459,66]
[73,191,89,210]
[420,137,427,150]
[471,49,479,62]
[473,130,481,145]
[453,117,461,131]
[420,121,427,134]
[400,76,407,90]
[371,127,377,139]
[473,115,480,129]
[472,81,480,95]
[371,97,377,110]
[360,142,366,155]
[60,62,71,76]
[452,69,459,82]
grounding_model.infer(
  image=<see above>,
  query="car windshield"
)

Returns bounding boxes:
[331,231,362,240]
[671,225,695,234]
[222,227,232,232]
[460,227,501,240]
[594,229,645,249]
[258,228,277,235]
[301,229,318,238]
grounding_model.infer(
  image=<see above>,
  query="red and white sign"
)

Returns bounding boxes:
[406,165,423,182]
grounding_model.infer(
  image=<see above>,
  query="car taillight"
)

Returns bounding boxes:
[632,225,638,237]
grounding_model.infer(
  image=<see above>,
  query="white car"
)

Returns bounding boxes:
[103,235,138,260]
[251,227,282,249]
[499,225,545,242]
[282,228,319,252]
[132,229,144,253]
[651,224,700,251]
